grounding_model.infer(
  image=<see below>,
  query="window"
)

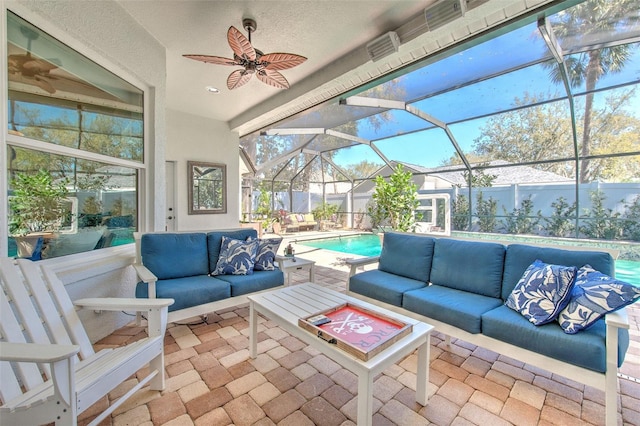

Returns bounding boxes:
[6,11,144,259]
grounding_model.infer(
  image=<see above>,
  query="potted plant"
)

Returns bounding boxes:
[368,164,419,236]
[9,170,70,258]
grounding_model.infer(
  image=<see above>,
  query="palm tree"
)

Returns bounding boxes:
[542,0,638,182]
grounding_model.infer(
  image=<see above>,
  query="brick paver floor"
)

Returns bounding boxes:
[85,248,640,426]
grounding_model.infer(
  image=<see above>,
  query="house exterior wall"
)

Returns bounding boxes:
[167,109,240,230]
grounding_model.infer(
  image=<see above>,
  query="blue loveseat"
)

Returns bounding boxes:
[134,229,284,323]
[346,232,632,426]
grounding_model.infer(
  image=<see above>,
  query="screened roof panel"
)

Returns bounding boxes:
[367,23,551,106]
[374,127,458,168]
[349,109,435,141]
[410,61,566,124]
[333,144,386,172]
[243,134,317,169]
[306,135,358,153]
[241,1,640,185]
[271,101,387,130]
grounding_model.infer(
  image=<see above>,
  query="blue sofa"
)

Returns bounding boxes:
[134,229,284,323]
[347,232,632,426]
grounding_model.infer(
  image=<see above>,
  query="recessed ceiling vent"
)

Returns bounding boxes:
[424,0,466,31]
[366,31,401,62]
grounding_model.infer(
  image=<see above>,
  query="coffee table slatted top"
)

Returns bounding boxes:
[248,283,433,368]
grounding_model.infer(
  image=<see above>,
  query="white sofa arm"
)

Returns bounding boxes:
[133,263,158,298]
[604,308,629,329]
[345,256,380,278]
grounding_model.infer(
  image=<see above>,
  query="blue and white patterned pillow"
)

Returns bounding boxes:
[557,264,640,334]
[211,236,259,276]
[253,238,282,271]
[505,259,577,326]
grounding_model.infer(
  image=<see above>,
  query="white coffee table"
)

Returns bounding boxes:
[248,283,433,426]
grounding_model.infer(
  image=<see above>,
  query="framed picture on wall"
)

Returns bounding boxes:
[188,161,227,214]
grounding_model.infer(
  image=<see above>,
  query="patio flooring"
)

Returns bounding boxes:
[88,237,640,426]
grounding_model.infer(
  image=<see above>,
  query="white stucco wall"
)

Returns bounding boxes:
[166,108,240,231]
[4,0,169,341]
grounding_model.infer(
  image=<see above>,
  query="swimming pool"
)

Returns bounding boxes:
[301,234,640,286]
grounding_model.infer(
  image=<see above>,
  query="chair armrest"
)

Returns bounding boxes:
[74,297,174,312]
[0,342,79,363]
[605,308,629,329]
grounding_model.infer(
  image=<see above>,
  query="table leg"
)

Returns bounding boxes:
[309,265,315,283]
[416,336,430,405]
[357,372,373,426]
[249,300,257,359]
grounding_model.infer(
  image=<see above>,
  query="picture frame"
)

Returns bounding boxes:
[188,161,227,214]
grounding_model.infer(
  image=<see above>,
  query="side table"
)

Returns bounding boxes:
[278,256,315,285]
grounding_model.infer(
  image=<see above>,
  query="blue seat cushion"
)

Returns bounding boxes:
[349,269,427,306]
[378,232,435,282]
[207,229,258,272]
[141,232,208,279]
[403,285,503,334]
[430,238,506,298]
[215,270,284,297]
[482,305,629,372]
[502,244,614,301]
[136,275,230,312]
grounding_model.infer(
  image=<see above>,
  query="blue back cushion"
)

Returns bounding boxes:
[207,229,258,272]
[378,232,435,282]
[141,232,208,279]
[502,244,614,301]
[430,238,506,298]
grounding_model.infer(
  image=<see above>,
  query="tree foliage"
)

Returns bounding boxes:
[470,89,640,182]
[368,164,419,232]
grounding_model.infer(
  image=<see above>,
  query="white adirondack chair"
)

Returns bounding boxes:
[0,258,174,426]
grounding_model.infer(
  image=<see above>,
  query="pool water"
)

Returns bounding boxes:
[302,234,640,286]
[303,234,382,257]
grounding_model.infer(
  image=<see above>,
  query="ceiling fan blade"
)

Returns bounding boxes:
[227,26,256,61]
[183,54,239,66]
[33,75,56,94]
[261,53,307,71]
[22,59,58,74]
[257,69,289,89]
[227,69,253,90]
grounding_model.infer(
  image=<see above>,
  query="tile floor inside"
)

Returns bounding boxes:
[87,245,639,426]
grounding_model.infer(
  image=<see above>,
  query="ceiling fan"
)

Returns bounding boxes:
[8,26,59,94]
[183,18,307,90]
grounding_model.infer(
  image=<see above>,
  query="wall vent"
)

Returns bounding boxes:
[366,31,401,62]
[425,0,465,31]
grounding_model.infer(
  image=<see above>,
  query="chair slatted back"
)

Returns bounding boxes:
[37,262,94,358]
[0,258,95,405]
[0,259,48,402]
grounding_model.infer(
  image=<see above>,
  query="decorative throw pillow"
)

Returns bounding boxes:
[558,264,640,334]
[211,236,259,276]
[505,259,577,326]
[253,238,282,271]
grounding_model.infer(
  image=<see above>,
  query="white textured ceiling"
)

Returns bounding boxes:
[117,0,555,136]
